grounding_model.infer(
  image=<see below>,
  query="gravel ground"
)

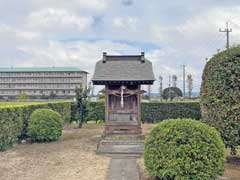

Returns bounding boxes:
[0,123,239,180]
[0,124,110,180]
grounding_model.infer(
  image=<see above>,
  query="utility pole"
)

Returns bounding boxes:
[172,75,177,87]
[168,75,171,88]
[187,74,193,98]
[168,75,171,100]
[219,21,232,49]
[181,65,186,97]
[159,76,163,100]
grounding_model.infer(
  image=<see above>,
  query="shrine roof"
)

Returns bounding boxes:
[92,52,155,85]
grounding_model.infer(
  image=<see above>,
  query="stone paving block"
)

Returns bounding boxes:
[107,157,140,180]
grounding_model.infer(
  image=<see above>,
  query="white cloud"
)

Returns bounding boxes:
[151,6,240,48]
[0,24,12,32]
[146,48,203,92]
[26,8,93,32]
[18,40,141,70]
[20,0,110,15]
[17,31,40,40]
[1,1,240,93]
[17,39,144,93]
[113,17,138,31]
[0,23,40,47]
[73,0,109,12]
[0,21,213,92]
[147,6,240,92]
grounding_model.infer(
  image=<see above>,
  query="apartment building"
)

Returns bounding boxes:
[0,67,88,99]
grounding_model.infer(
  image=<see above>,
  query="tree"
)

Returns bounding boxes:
[147,85,151,100]
[200,46,240,154]
[162,87,182,100]
[186,74,193,97]
[88,82,94,98]
[88,82,94,97]
[17,93,28,101]
[98,89,105,100]
[50,91,57,99]
[159,76,163,100]
[75,86,89,128]
[172,75,177,87]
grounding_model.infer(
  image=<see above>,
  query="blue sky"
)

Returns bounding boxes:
[0,0,240,93]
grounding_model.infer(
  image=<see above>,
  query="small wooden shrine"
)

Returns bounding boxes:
[92,52,155,134]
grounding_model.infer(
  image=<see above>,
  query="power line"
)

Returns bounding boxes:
[229,20,240,29]
[219,22,232,49]
[157,22,232,91]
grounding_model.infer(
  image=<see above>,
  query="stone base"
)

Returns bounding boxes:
[105,124,142,134]
[97,133,145,156]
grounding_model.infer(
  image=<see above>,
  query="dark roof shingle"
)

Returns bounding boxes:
[92,54,155,85]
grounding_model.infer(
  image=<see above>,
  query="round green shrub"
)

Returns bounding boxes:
[144,119,225,180]
[162,87,182,100]
[27,108,63,142]
[200,46,240,154]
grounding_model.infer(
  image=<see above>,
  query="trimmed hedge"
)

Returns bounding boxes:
[142,102,201,123]
[71,101,105,122]
[28,109,63,142]
[86,101,105,121]
[0,102,71,151]
[21,102,71,139]
[144,119,225,180]
[200,46,240,154]
[0,107,23,150]
[71,101,201,123]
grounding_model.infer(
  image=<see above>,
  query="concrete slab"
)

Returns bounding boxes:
[107,157,140,180]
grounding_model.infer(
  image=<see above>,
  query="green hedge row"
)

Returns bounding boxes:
[86,101,105,121]
[200,46,240,154]
[142,102,201,123]
[71,101,105,122]
[0,102,71,151]
[71,101,201,123]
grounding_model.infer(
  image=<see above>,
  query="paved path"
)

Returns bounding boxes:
[107,156,140,180]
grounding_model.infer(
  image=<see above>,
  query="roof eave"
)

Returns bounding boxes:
[92,80,155,85]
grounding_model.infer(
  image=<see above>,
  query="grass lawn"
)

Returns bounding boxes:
[0,124,239,180]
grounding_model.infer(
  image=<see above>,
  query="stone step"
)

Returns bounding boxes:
[102,134,145,141]
[106,154,142,158]
[97,142,144,154]
[97,133,145,155]
[100,140,144,145]
[107,158,140,180]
